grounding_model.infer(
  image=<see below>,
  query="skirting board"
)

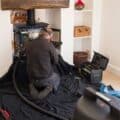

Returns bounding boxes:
[108,64,120,77]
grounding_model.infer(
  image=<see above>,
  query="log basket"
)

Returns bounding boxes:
[74,51,89,67]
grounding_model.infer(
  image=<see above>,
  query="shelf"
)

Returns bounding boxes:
[75,9,93,13]
[74,36,92,39]
[74,11,93,26]
[74,0,94,58]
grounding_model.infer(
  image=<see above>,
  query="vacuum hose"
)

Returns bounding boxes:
[12,61,69,120]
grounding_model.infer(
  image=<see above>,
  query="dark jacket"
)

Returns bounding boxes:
[25,38,58,82]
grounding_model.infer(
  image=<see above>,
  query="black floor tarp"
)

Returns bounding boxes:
[0,61,99,120]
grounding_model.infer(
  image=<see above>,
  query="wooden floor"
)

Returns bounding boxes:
[103,71,120,90]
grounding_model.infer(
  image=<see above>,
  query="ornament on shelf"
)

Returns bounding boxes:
[75,0,85,10]
[10,10,27,24]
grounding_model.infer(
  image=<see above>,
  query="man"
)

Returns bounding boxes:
[26,30,60,100]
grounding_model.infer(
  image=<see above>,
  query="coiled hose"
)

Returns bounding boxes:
[12,61,69,120]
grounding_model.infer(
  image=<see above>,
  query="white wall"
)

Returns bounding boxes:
[100,0,120,75]
[45,9,61,29]
[92,0,103,53]
[36,9,61,28]
[0,10,13,77]
[35,9,47,22]
[61,0,74,64]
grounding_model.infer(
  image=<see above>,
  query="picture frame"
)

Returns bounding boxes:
[52,28,61,42]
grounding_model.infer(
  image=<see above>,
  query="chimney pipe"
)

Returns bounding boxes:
[27,9,35,25]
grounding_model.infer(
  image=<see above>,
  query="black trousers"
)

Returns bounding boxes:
[33,72,60,91]
[29,72,60,99]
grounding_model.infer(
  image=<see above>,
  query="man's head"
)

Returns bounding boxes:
[39,29,53,42]
[46,28,53,41]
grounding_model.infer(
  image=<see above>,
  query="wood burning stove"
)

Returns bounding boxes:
[13,9,61,58]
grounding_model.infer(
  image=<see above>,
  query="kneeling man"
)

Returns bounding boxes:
[26,30,60,99]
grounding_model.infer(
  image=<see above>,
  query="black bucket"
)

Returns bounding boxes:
[73,87,120,120]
